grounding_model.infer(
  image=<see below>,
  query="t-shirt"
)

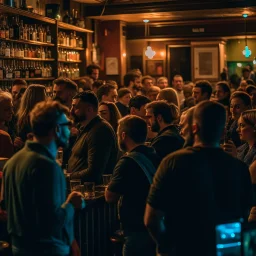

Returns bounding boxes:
[108,145,160,234]
[147,146,253,255]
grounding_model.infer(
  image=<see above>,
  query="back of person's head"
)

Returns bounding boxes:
[157,88,179,107]
[123,72,140,87]
[73,91,99,111]
[53,77,78,92]
[146,100,179,124]
[99,101,121,132]
[30,100,69,137]
[183,82,194,98]
[92,80,105,91]
[141,75,153,85]
[118,115,147,144]
[77,77,93,91]
[241,109,256,127]
[193,101,226,144]
[96,83,116,102]
[246,79,255,86]
[229,74,241,90]
[118,88,131,99]
[105,80,118,89]
[194,80,213,100]
[246,85,256,95]
[13,79,27,87]
[86,64,100,75]
[129,95,151,110]
[0,91,12,104]
[230,91,252,108]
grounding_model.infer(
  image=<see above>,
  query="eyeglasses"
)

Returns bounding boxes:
[58,121,73,128]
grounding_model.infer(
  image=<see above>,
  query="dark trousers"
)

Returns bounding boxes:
[122,231,156,256]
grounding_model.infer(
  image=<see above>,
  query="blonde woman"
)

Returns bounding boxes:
[15,84,47,149]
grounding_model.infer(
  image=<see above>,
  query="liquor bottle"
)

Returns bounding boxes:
[43,27,46,42]
[63,11,71,24]
[25,62,29,78]
[29,61,35,78]
[13,16,20,40]
[32,25,37,41]
[21,61,26,78]
[5,43,10,57]
[23,24,28,40]
[73,10,78,26]
[66,33,70,46]
[10,43,14,57]
[5,22,9,39]
[20,45,24,58]
[78,37,83,48]
[71,9,75,25]
[19,20,24,40]
[29,25,33,41]
[9,17,14,39]
[35,0,40,15]
[6,63,13,79]
[24,44,28,57]
[47,48,51,59]
[41,47,45,59]
[14,61,21,78]
[0,20,5,39]
[0,60,4,80]
[46,26,51,43]
[35,62,41,78]
[39,26,43,42]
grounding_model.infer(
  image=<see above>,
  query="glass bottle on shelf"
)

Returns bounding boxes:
[78,37,83,48]
[13,16,20,40]
[47,48,51,59]
[5,22,9,39]
[0,41,6,56]
[46,26,51,43]
[19,20,24,40]
[25,62,29,79]
[43,27,46,42]
[1,20,6,39]
[5,43,10,57]
[39,26,43,42]
[63,11,71,24]
[41,47,45,59]
[10,43,14,57]
[24,44,28,57]
[23,24,28,40]
[32,25,37,41]
[29,25,33,41]
[20,45,24,58]
[9,17,14,39]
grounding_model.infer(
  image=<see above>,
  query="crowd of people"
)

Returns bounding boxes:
[0,63,256,256]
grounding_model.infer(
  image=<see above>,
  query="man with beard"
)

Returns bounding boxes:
[68,91,118,184]
[2,101,84,256]
[53,78,78,108]
[145,101,184,160]
[105,115,159,256]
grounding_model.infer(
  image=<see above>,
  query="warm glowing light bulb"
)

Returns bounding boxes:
[122,53,126,57]
[160,51,164,57]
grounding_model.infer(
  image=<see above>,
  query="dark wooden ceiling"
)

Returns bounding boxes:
[83,0,256,24]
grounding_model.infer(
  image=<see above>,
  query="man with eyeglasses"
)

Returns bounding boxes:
[2,101,84,256]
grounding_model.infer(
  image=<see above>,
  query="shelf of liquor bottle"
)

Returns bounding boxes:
[0,57,55,61]
[58,60,82,63]
[0,5,55,24]
[0,77,55,81]
[58,22,93,33]
[57,45,84,51]
[0,38,55,47]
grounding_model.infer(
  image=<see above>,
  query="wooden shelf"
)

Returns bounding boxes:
[0,77,55,81]
[58,22,93,33]
[58,45,84,51]
[58,60,82,63]
[0,38,54,47]
[0,4,55,24]
[1,57,55,61]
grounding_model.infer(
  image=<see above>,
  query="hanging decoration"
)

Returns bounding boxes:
[242,13,252,58]
[143,19,156,59]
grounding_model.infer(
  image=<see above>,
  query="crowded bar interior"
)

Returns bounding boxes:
[1,0,256,255]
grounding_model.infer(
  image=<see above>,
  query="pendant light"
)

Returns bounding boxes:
[242,13,252,58]
[143,19,156,59]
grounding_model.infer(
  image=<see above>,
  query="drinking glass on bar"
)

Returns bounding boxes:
[84,182,95,199]
[102,174,112,186]
[70,179,81,191]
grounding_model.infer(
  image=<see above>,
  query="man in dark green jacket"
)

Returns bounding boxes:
[2,101,84,256]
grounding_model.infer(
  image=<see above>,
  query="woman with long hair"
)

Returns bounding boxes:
[15,84,47,148]
[156,87,179,109]
[99,101,122,133]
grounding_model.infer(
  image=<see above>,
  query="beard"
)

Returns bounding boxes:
[71,113,87,124]
[151,120,160,133]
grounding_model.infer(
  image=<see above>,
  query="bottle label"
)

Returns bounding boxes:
[46,35,51,43]
[6,72,13,79]
[15,71,21,78]
[5,48,10,57]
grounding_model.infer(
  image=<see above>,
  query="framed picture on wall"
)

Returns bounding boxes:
[145,60,164,76]
[106,57,119,75]
[193,47,219,80]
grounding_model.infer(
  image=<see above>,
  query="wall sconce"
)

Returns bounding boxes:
[122,53,126,57]
[160,51,165,57]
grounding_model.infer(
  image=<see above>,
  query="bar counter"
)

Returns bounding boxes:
[74,190,119,256]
